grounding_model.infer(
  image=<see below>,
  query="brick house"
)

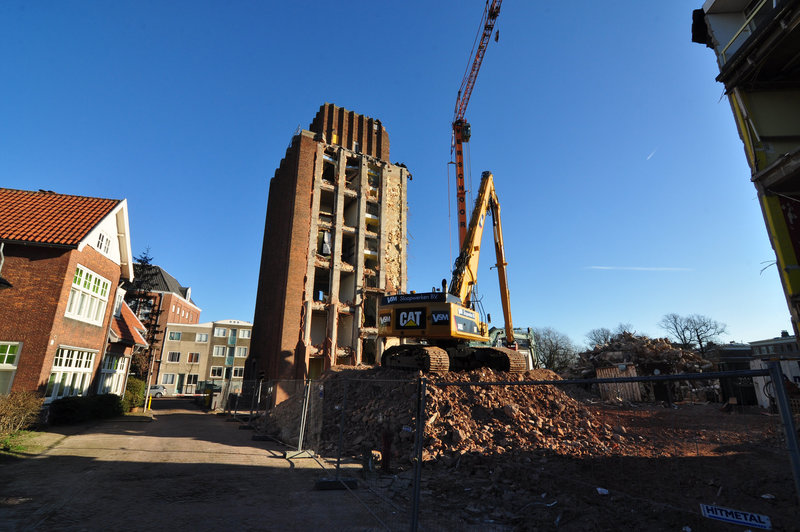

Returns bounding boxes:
[101,301,148,396]
[123,263,201,386]
[0,188,134,401]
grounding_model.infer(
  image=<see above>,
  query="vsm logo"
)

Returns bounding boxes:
[379,315,391,326]
[431,312,450,324]
[385,295,398,304]
[397,309,425,328]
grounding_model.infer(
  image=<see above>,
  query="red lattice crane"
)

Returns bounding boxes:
[452,0,502,247]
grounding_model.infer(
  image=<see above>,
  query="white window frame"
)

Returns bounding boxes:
[196,333,208,343]
[212,345,226,357]
[162,373,175,385]
[96,232,111,254]
[210,366,223,378]
[214,327,227,337]
[167,351,180,363]
[0,342,21,395]
[187,352,200,363]
[239,329,251,339]
[98,354,127,395]
[235,346,247,358]
[45,347,97,402]
[233,367,244,378]
[65,265,111,326]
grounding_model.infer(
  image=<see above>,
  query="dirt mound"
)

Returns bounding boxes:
[267,366,638,462]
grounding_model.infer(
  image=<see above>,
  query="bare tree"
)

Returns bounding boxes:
[586,327,613,347]
[613,322,635,336]
[658,313,726,355]
[533,327,577,373]
[586,323,636,348]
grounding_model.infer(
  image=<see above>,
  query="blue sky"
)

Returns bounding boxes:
[1,1,790,347]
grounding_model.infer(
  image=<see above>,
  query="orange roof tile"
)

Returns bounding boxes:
[111,302,148,347]
[0,188,120,246]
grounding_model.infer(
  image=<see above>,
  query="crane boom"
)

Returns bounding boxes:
[452,0,503,247]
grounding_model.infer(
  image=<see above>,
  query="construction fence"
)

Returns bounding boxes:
[233,364,800,531]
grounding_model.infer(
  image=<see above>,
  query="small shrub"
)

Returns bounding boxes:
[48,394,123,425]
[0,391,44,437]
[48,396,91,425]
[122,377,145,412]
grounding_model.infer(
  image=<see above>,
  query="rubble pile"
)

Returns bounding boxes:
[573,332,713,378]
[267,366,643,463]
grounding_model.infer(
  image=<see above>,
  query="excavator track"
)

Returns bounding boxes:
[473,346,528,373]
[381,345,450,372]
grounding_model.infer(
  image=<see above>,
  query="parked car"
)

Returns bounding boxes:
[149,385,168,398]
[196,382,222,394]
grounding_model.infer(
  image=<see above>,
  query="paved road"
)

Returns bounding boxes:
[0,399,386,531]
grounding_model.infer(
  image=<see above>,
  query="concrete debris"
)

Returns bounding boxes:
[266,365,653,462]
[573,333,713,377]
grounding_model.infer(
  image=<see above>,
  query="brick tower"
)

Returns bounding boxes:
[249,103,409,383]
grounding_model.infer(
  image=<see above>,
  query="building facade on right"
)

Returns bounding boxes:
[693,1,800,337]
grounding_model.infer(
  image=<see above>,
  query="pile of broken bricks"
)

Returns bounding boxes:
[266,366,642,465]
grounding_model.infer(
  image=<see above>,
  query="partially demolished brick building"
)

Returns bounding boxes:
[249,104,408,382]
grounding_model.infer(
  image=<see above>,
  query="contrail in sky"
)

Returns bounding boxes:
[586,266,692,271]
[646,148,657,160]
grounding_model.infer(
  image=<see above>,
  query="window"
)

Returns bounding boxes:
[96,232,111,254]
[172,305,175,313]
[212,345,226,357]
[65,265,110,325]
[0,342,21,395]
[187,374,198,385]
[98,354,127,395]
[196,333,208,343]
[113,292,124,317]
[214,327,227,337]
[45,348,96,402]
[239,329,251,339]
[235,347,247,358]
[210,366,223,378]
[162,374,175,385]
[188,352,199,363]
[167,352,180,362]
[168,331,182,341]
[233,367,244,378]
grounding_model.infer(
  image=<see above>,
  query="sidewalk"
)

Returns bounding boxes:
[0,398,383,531]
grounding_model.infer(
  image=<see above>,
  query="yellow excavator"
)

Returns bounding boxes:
[378,171,530,373]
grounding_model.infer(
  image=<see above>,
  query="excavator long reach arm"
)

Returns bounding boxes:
[449,171,515,346]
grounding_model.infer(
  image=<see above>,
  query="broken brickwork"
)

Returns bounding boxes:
[249,104,408,386]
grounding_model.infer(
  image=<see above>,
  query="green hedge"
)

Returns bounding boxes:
[48,394,123,425]
[122,377,145,413]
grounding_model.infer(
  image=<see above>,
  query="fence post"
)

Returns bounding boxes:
[285,380,314,459]
[767,361,800,505]
[410,376,427,532]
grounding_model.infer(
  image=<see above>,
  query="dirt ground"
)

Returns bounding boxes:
[414,401,800,531]
[1,394,799,531]
[0,399,387,531]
